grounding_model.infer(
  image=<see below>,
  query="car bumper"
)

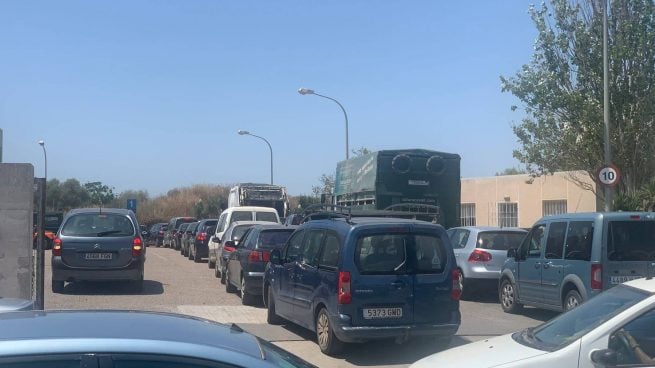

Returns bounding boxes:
[332,311,461,343]
[195,243,209,258]
[462,267,501,280]
[244,273,264,295]
[52,257,143,282]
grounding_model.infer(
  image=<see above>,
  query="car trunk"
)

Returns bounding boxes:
[61,236,134,268]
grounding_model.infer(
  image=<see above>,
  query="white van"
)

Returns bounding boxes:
[207,206,280,268]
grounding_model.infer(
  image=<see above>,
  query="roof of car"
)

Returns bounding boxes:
[0,310,263,359]
[625,278,655,293]
[68,208,133,215]
[540,212,655,221]
[251,224,297,231]
[449,226,527,232]
[229,221,273,227]
[222,206,279,213]
[302,217,445,230]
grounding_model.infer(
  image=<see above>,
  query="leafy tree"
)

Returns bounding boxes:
[502,0,655,198]
[59,179,90,210]
[312,174,335,197]
[495,167,527,176]
[351,147,372,157]
[84,181,115,206]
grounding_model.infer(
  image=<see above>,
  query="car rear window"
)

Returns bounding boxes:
[257,229,294,250]
[355,233,447,275]
[175,218,196,228]
[256,212,278,222]
[61,213,135,237]
[477,231,526,251]
[608,220,655,261]
[44,215,63,228]
[231,211,252,223]
[231,225,253,241]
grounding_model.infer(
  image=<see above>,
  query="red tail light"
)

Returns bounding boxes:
[451,269,462,300]
[591,264,603,290]
[248,250,271,262]
[132,237,143,257]
[338,271,352,304]
[224,246,236,253]
[196,232,207,242]
[52,238,62,256]
[468,249,492,263]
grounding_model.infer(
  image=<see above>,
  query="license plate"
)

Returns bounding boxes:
[363,307,403,319]
[84,253,112,260]
[610,275,641,284]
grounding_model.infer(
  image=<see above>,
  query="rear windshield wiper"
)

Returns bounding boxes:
[96,230,123,237]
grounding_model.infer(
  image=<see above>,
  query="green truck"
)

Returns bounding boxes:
[332,149,461,229]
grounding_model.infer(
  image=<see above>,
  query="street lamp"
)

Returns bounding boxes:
[237,130,273,185]
[38,140,47,179]
[298,87,350,160]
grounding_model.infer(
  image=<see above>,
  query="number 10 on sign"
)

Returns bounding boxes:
[598,165,620,186]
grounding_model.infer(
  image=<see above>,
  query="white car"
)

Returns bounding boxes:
[412,277,655,368]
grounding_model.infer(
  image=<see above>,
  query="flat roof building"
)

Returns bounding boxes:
[460,171,598,228]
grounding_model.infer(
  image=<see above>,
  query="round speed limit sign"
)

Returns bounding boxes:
[597,165,620,187]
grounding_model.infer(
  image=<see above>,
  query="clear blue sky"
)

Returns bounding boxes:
[1,1,537,196]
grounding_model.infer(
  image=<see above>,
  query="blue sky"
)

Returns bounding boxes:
[1,1,537,196]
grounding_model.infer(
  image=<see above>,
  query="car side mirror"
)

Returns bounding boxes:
[507,248,517,259]
[590,349,617,366]
[270,249,283,265]
[225,240,236,248]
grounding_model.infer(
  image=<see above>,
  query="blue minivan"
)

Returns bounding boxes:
[263,217,461,355]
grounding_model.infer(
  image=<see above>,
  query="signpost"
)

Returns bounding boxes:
[597,164,620,187]
[127,198,137,213]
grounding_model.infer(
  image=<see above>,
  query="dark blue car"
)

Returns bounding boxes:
[263,217,461,355]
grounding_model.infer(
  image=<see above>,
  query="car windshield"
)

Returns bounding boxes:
[257,229,294,249]
[256,212,278,223]
[61,213,135,237]
[514,285,649,351]
[231,225,253,241]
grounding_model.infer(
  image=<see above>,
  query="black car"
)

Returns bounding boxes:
[149,223,168,247]
[163,217,197,248]
[181,221,199,257]
[225,224,297,305]
[175,223,190,251]
[188,218,218,263]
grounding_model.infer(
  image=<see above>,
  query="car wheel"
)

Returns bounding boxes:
[51,280,65,293]
[214,261,221,278]
[564,289,583,311]
[240,276,254,305]
[316,308,343,355]
[266,286,283,325]
[225,270,236,293]
[499,278,522,314]
[193,246,201,263]
[220,264,227,285]
[188,245,194,260]
[208,255,215,269]
[133,271,144,292]
[458,270,471,300]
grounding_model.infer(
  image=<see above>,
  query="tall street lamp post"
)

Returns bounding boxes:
[298,88,350,160]
[602,0,612,211]
[237,130,273,185]
[38,140,47,179]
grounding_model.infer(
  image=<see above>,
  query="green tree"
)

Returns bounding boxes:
[311,173,335,197]
[502,0,655,197]
[59,179,90,210]
[84,181,116,206]
[495,167,527,176]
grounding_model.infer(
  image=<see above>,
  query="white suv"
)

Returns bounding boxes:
[207,206,279,268]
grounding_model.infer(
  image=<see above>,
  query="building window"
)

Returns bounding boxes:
[498,202,518,228]
[460,203,476,226]
[543,200,567,216]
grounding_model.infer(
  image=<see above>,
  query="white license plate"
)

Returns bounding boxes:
[610,275,641,284]
[84,253,113,260]
[363,307,403,319]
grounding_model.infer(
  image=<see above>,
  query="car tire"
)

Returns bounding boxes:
[51,280,65,293]
[193,246,201,263]
[316,308,343,355]
[220,264,227,285]
[564,289,583,311]
[240,276,254,305]
[458,271,472,300]
[214,261,221,278]
[225,270,237,293]
[208,256,215,269]
[133,272,144,292]
[499,278,522,314]
[266,286,283,325]
[188,245,194,260]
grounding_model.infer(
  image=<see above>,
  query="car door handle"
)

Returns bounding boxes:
[534,262,541,269]
[390,281,404,288]
[543,262,551,269]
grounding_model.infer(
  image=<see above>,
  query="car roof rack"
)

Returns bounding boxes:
[298,203,441,224]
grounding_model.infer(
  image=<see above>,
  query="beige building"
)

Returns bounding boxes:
[461,171,598,228]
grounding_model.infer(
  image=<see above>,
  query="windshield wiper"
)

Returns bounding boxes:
[524,327,542,343]
[96,230,122,237]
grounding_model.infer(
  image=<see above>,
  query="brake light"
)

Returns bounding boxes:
[196,232,206,242]
[338,271,352,304]
[630,215,641,220]
[132,237,143,257]
[591,264,603,290]
[224,246,236,252]
[52,238,62,256]
[451,269,462,300]
[468,249,492,263]
[248,250,271,262]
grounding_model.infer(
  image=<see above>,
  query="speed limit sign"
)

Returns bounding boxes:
[597,164,620,187]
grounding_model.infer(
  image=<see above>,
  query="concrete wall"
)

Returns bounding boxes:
[461,171,598,228]
[0,164,34,299]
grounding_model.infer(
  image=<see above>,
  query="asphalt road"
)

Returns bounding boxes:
[45,246,559,368]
